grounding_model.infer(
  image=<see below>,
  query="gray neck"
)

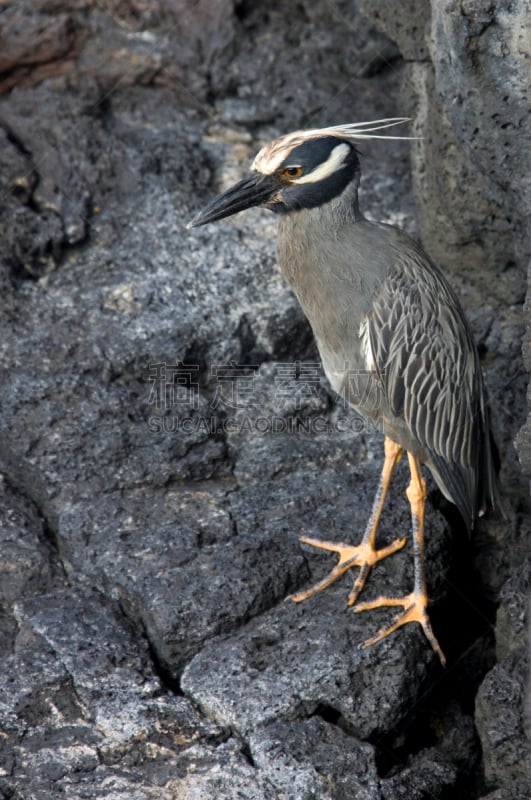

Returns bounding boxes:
[277,174,376,334]
[277,177,365,286]
[286,174,363,227]
[327,175,363,223]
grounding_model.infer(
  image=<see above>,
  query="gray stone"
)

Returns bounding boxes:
[0,473,64,657]
[209,0,401,130]
[475,650,530,788]
[181,589,438,738]
[0,1,75,87]
[1,588,226,799]
[249,717,381,800]
[478,781,531,800]
[0,0,528,798]
[431,0,531,242]
[408,62,518,304]
[56,481,309,678]
[0,475,60,607]
[172,737,275,800]
[182,476,449,739]
[363,0,530,303]
[380,748,457,799]
[495,561,529,661]
[362,0,432,61]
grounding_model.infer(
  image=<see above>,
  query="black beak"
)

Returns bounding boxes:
[187,172,278,228]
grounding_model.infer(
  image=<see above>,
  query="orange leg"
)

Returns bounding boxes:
[354,452,446,665]
[291,437,406,606]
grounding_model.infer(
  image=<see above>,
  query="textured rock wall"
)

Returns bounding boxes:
[0,1,529,798]
[364,0,529,296]
[362,1,531,796]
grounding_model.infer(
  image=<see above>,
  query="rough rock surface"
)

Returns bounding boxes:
[475,561,530,791]
[0,1,529,798]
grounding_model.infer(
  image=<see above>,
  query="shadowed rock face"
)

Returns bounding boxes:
[0,2,529,799]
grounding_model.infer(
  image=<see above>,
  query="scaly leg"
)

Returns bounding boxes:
[354,452,446,665]
[291,437,406,606]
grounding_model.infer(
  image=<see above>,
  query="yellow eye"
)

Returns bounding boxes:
[281,166,303,179]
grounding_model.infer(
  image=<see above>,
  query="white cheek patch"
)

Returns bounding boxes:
[292,142,350,184]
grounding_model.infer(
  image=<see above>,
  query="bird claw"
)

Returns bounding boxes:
[290,535,406,604]
[354,591,446,665]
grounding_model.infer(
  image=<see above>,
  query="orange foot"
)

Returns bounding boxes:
[290,535,407,607]
[354,591,446,665]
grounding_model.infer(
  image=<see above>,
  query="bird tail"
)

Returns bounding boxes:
[428,424,505,533]
[428,454,476,532]
[477,426,506,522]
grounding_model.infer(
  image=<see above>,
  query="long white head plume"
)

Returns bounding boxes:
[301,117,416,140]
[253,117,418,175]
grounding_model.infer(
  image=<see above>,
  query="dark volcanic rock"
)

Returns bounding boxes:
[1,589,227,799]
[56,481,309,678]
[0,476,59,604]
[479,782,531,800]
[430,0,530,265]
[494,560,529,661]
[380,749,457,800]
[475,651,530,789]
[0,1,528,799]
[249,717,381,800]
[475,563,530,793]
[0,474,65,657]
[181,582,440,739]
[364,0,530,303]
[181,453,450,738]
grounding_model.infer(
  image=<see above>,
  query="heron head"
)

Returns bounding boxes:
[188,118,414,228]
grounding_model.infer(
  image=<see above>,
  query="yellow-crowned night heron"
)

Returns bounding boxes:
[188,119,501,664]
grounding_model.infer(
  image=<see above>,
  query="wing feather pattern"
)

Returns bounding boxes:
[366,240,499,527]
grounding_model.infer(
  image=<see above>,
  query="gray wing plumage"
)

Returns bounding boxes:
[366,236,500,528]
